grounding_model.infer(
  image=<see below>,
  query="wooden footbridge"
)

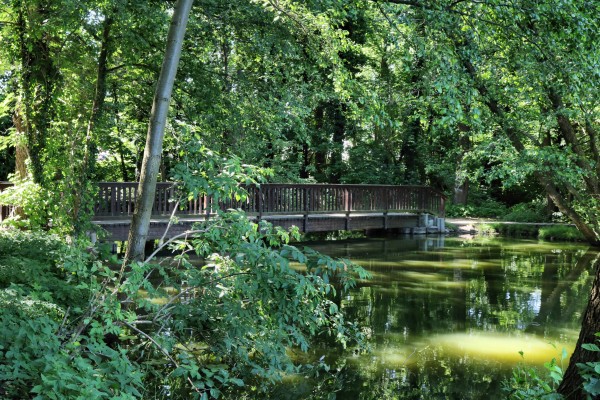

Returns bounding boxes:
[1,182,446,241]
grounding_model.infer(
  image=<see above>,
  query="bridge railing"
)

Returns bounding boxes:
[0,182,13,222]
[93,183,445,218]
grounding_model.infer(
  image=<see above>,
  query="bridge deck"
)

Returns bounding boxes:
[93,212,443,241]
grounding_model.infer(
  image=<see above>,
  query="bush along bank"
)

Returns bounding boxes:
[485,224,585,242]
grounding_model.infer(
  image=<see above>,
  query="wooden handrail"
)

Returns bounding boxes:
[93,182,446,218]
[0,181,446,221]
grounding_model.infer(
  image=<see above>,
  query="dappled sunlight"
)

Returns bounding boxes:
[429,332,573,365]
[285,236,594,399]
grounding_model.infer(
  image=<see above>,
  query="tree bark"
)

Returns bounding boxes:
[557,251,600,399]
[124,0,194,264]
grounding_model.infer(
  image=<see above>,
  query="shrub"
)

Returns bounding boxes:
[503,201,550,223]
[446,199,507,218]
[0,178,50,230]
[492,223,539,238]
[538,226,585,242]
[0,230,88,309]
[0,308,144,399]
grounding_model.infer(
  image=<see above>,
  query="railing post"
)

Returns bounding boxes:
[383,187,389,230]
[110,184,116,216]
[303,186,309,232]
[258,185,263,222]
[344,187,350,231]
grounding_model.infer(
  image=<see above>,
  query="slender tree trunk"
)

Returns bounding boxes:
[453,124,471,205]
[557,251,600,399]
[313,105,327,182]
[547,87,599,194]
[12,107,28,219]
[124,0,194,264]
[81,14,114,177]
[112,85,130,182]
[300,142,310,179]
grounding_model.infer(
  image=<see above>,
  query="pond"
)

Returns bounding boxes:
[273,236,597,399]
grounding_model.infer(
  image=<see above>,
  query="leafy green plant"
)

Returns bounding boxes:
[0,231,144,399]
[577,333,600,397]
[503,350,566,399]
[0,177,50,230]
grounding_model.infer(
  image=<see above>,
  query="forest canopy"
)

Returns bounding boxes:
[1,0,598,244]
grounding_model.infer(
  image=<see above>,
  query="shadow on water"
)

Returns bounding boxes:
[273,236,597,399]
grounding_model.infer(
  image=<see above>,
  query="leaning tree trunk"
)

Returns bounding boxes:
[557,252,600,399]
[123,0,194,264]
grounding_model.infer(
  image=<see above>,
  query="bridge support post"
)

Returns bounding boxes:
[437,217,445,232]
[419,213,429,228]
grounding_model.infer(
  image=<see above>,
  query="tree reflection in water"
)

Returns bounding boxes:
[271,237,595,399]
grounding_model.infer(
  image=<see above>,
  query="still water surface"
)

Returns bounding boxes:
[276,236,597,399]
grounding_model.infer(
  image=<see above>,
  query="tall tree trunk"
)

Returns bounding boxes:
[329,102,345,184]
[300,142,310,179]
[12,107,28,180]
[124,0,194,264]
[313,104,327,182]
[12,107,28,219]
[112,85,130,182]
[547,87,599,194]
[557,251,600,399]
[17,0,59,185]
[72,14,114,232]
[81,14,114,178]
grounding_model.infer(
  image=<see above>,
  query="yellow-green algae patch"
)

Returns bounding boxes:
[428,332,573,364]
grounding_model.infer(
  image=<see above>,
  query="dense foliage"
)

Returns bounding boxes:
[0,221,369,399]
[1,0,600,398]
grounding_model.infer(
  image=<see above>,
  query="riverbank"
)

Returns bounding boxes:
[446,218,583,241]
